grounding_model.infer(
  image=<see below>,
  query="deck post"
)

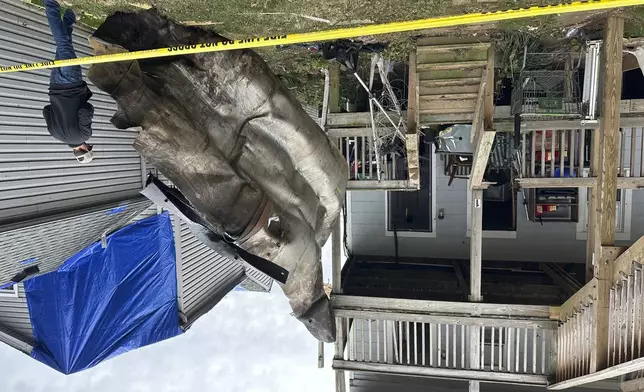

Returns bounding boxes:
[469,188,483,387]
[588,15,624,373]
[328,64,347,392]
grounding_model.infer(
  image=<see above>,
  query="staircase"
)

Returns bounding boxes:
[416,36,491,126]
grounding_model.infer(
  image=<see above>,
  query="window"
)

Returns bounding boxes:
[577,187,632,241]
[385,140,436,238]
[0,284,18,298]
[466,180,518,239]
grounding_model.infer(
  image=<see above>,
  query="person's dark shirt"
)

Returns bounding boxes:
[43,81,94,148]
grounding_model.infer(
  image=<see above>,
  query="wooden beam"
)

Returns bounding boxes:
[329,64,341,114]
[470,188,483,374]
[470,124,496,188]
[518,176,644,189]
[333,360,549,385]
[470,381,480,392]
[493,116,644,132]
[407,50,420,189]
[327,127,391,138]
[549,356,644,390]
[611,236,644,284]
[418,99,644,126]
[517,177,598,188]
[470,189,483,302]
[539,263,579,297]
[347,180,416,190]
[470,72,487,144]
[484,45,495,130]
[588,17,625,373]
[327,111,406,127]
[470,49,496,188]
[617,177,644,189]
[331,295,556,319]
[334,308,557,329]
[320,68,331,128]
[597,16,624,251]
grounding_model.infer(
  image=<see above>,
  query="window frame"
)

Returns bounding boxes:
[0,284,19,298]
[384,144,437,238]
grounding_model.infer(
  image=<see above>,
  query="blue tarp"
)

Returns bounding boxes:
[25,212,182,374]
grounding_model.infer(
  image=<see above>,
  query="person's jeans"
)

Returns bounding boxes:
[44,0,82,85]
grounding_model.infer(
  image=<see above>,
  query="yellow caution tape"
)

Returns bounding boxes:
[1,0,642,74]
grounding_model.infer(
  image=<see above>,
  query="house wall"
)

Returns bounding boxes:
[350,152,644,264]
[177,218,246,321]
[0,284,31,352]
[0,0,146,228]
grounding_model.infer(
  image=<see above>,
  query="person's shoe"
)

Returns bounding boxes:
[63,8,77,26]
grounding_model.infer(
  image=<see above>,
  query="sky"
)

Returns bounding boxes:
[0,243,340,392]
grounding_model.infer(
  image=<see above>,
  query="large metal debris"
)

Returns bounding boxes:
[87,9,347,342]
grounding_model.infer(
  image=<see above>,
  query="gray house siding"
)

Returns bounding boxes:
[178,219,245,321]
[130,205,272,322]
[0,284,31,352]
[0,198,151,284]
[350,153,644,264]
[0,0,144,227]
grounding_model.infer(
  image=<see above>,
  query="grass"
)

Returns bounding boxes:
[25,0,644,106]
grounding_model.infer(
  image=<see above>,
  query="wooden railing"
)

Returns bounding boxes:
[608,261,644,367]
[550,238,644,390]
[555,279,596,383]
[517,127,644,189]
[617,127,644,179]
[519,129,589,180]
[332,295,556,386]
[334,135,418,190]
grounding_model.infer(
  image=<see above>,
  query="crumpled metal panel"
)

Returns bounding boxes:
[87,9,347,342]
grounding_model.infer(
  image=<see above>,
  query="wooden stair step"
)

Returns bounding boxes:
[417,60,488,71]
[419,78,482,95]
[419,67,484,81]
[420,77,482,87]
[420,84,480,95]
[417,50,488,65]
[422,93,479,100]
[420,97,476,114]
[417,43,490,52]
[416,35,491,47]
[419,106,476,115]
[420,112,474,124]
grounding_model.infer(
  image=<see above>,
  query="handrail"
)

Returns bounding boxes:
[612,237,644,284]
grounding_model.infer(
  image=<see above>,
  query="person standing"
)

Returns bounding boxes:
[42,0,95,163]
